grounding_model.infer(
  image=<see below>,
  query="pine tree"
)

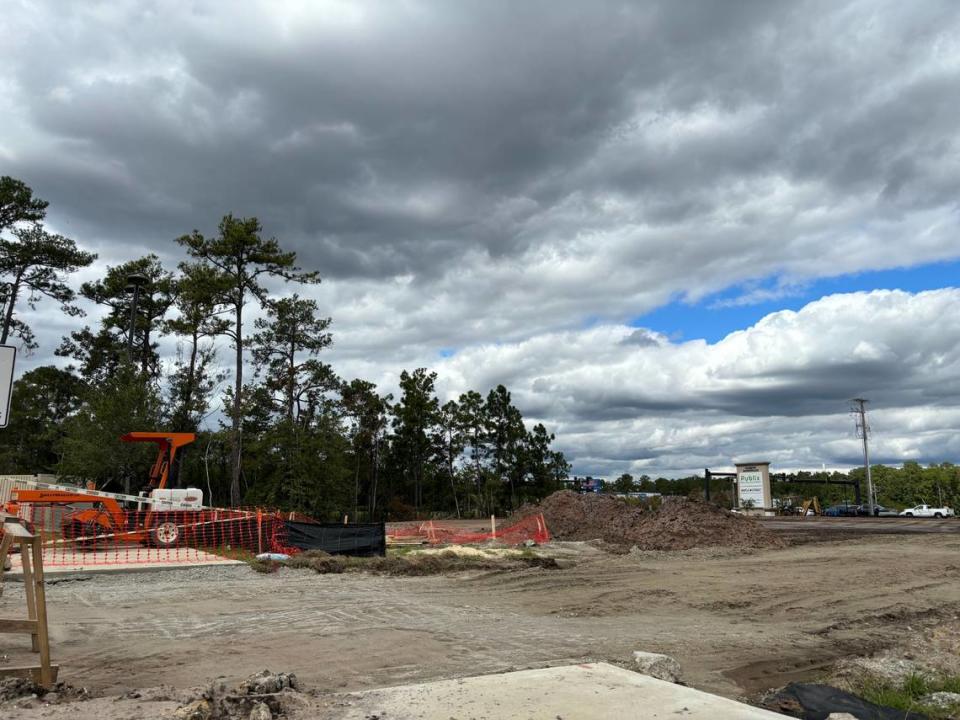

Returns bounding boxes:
[177,215,320,506]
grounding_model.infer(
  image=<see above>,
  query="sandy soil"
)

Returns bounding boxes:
[3,534,960,716]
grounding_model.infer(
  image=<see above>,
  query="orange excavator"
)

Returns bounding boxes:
[5,432,199,548]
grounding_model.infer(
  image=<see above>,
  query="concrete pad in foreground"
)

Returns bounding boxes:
[5,548,242,577]
[328,662,788,719]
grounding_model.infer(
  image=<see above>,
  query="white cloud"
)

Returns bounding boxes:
[359,289,960,476]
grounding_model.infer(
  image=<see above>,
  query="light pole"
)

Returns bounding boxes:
[125,273,148,363]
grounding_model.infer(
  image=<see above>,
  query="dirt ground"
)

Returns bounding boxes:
[3,531,960,717]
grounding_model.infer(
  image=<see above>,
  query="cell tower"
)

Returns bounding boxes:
[851,398,875,516]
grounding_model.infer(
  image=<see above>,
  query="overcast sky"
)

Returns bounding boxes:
[3,0,960,477]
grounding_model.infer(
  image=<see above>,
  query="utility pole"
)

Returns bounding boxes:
[125,273,148,363]
[851,398,875,516]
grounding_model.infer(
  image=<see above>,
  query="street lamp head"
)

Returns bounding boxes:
[126,273,149,292]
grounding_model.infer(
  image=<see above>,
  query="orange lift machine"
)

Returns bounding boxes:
[6,432,200,548]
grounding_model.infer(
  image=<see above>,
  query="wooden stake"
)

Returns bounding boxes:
[30,536,52,687]
[20,539,38,652]
[0,519,58,687]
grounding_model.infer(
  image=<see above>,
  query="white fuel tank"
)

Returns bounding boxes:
[149,487,204,510]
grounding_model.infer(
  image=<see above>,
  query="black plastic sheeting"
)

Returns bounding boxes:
[767,683,929,720]
[284,521,386,557]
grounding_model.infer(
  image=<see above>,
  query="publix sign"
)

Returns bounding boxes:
[735,462,771,512]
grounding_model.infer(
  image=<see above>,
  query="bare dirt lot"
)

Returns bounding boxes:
[4,530,960,716]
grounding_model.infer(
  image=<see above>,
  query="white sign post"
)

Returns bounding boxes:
[0,345,16,428]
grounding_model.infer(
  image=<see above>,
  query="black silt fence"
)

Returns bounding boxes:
[284,521,386,557]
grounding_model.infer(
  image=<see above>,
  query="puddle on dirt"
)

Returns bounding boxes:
[723,641,880,695]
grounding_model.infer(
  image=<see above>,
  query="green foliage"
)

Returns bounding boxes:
[851,672,960,720]
[611,473,635,493]
[0,190,569,522]
[165,262,231,432]
[0,225,96,348]
[57,366,164,494]
[58,255,174,381]
[485,384,527,509]
[621,466,960,513]
[0,176,48,232]
[768,465,960,511]
[391,368,441,512]
[244,413,354,518]
[0,366,83,473]
[251,294,333,421]
[340,379,392,517]
[177,213,321,506]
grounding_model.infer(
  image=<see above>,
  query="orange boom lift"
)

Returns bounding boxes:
[6,432,197,548]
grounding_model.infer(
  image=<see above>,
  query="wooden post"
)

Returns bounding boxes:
[490,515,496,539]
[30,535,52,686]
[20,539,38,652]
[0,517,59,686]
[0,531,12,577]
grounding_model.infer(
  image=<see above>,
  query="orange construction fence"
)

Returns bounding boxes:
[387,514,550,546]
[1,506,551,570]
[4,504,290,568]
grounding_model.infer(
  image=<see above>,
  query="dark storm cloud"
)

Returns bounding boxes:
[6,2,665,274]
[7,0,959,285]
[620,329,661,347]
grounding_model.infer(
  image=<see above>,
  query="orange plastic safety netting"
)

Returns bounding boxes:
[3,504,289,568]
[386,513,550,546]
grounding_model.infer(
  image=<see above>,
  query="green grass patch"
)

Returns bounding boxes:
[852,672,960,719]
[386,545,422,557]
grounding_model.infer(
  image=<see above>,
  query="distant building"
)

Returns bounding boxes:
[619,492,662,500]
[562,476,605,494]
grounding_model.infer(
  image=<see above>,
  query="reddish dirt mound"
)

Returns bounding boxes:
[524,490,784,551]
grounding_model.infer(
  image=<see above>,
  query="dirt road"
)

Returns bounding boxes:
[3,534,959,701]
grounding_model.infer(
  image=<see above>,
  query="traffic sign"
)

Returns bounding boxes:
[0,345,14,428]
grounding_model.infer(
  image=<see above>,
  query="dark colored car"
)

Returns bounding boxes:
[823,504,858,517]
[856,504,897,517]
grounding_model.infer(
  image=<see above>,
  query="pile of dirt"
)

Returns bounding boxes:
[274,549,559,575]
[0,678,90,709]
[173,670,302,719]
[524,490,784,551]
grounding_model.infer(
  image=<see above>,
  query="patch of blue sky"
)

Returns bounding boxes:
[438,347,456,358]
[632,259,960,344]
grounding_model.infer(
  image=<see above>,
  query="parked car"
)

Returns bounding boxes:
[823,504,858,517]
[898,504,955,518]
[856,504,898,517]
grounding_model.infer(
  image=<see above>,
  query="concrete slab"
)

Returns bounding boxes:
[327,662,788,719]
[5,547,241,576]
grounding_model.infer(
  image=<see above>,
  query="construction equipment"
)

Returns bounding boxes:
[4,432,200,549]
[800,497,822,516]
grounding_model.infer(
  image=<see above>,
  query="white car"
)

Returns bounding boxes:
[899,504,954,518]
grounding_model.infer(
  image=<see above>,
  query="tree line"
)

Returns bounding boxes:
[606,464,960,511]
[0,177,569,519]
